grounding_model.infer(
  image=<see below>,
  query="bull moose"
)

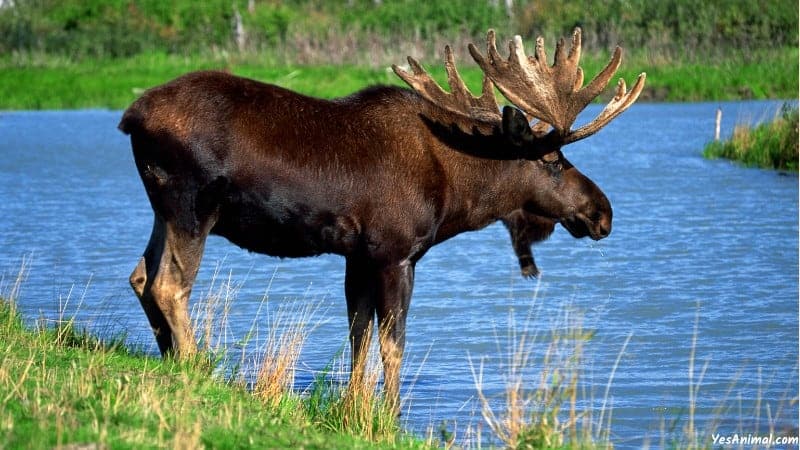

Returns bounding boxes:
[119,28,645,412]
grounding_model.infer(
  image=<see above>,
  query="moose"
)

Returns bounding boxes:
[119,28,645,412]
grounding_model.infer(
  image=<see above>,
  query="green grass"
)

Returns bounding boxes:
[0,46,795,110]
[0,53,399,110]
[704,104,799,171]
[0,295,429,449]
[632,47,798,102]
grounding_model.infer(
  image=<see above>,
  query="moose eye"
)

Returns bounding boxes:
[541,152,563,173]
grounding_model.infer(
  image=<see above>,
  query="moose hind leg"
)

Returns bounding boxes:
[130,217,173,353]
[130,214,208,358]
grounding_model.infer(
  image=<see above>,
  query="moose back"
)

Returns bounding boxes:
[119,28,645,411]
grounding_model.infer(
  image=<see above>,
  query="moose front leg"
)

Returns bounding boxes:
[344,258,415,416]
[344,257,378,387]
[502,211,556,279]
[375,263,415,416]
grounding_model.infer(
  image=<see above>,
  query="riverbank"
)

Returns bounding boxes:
[0,294,430,449]
[0,46,796,110]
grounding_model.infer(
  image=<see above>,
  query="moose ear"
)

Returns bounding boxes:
[502,106,534,147]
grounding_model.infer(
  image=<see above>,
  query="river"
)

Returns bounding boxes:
[0,100,797,448]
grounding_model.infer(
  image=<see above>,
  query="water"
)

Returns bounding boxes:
[1,100,797,448]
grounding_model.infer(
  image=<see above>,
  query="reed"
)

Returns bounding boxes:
[302,325,402,445]
[469,301,615,449]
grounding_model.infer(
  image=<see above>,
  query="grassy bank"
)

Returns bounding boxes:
[0,294,428,449]
[704,105,799,171]
[0,45,796,110]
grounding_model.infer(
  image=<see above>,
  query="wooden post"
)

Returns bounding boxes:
[714,107,722,141]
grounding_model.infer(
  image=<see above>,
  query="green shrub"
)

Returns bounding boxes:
[0,0,796,61]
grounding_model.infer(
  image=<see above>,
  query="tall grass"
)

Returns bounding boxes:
[185,267,405,444]
[469,304,617,449]
[302,331,400,444]
[704,104,799,171]
[253,301,316,409]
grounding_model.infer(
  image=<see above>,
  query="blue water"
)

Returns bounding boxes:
[0,100,797,448]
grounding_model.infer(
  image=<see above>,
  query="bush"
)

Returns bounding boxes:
[0,0,796,61]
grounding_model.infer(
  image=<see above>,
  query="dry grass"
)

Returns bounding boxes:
[186,266,402,443]
[253,301,317,408]
[652,305,799,450]
[302,322,402,445]
[467,286,633,450]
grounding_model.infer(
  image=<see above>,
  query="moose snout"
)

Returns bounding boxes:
[589,198,613,240]
[564,197,612,241]
[595,215,612,240]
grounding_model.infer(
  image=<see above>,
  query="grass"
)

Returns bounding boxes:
[0,52,398,110]
[704,104,799,171]
[468,303,622,450]
[630,47,798,102]
[0,267,428,449]
[0,45,796,110]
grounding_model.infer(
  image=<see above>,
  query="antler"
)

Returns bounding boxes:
[468,28,646,145]
[392,45,500,123]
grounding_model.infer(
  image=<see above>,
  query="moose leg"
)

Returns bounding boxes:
[130,217,171,353]
[344,257,378,386]
[375,263,415,415]
[129,214,208,358]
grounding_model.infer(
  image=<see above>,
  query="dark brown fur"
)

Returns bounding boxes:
[501,211,557,278]
[119,70,612,412]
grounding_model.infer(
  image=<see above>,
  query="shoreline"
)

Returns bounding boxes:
[0,47,796,110]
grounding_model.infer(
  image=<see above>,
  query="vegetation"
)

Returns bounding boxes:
[0,277,426,449]
[470,309,617,449]
[704,105,799,171]
[0,263,620,449]
[1,0,795,61]
[0,0,797,109]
